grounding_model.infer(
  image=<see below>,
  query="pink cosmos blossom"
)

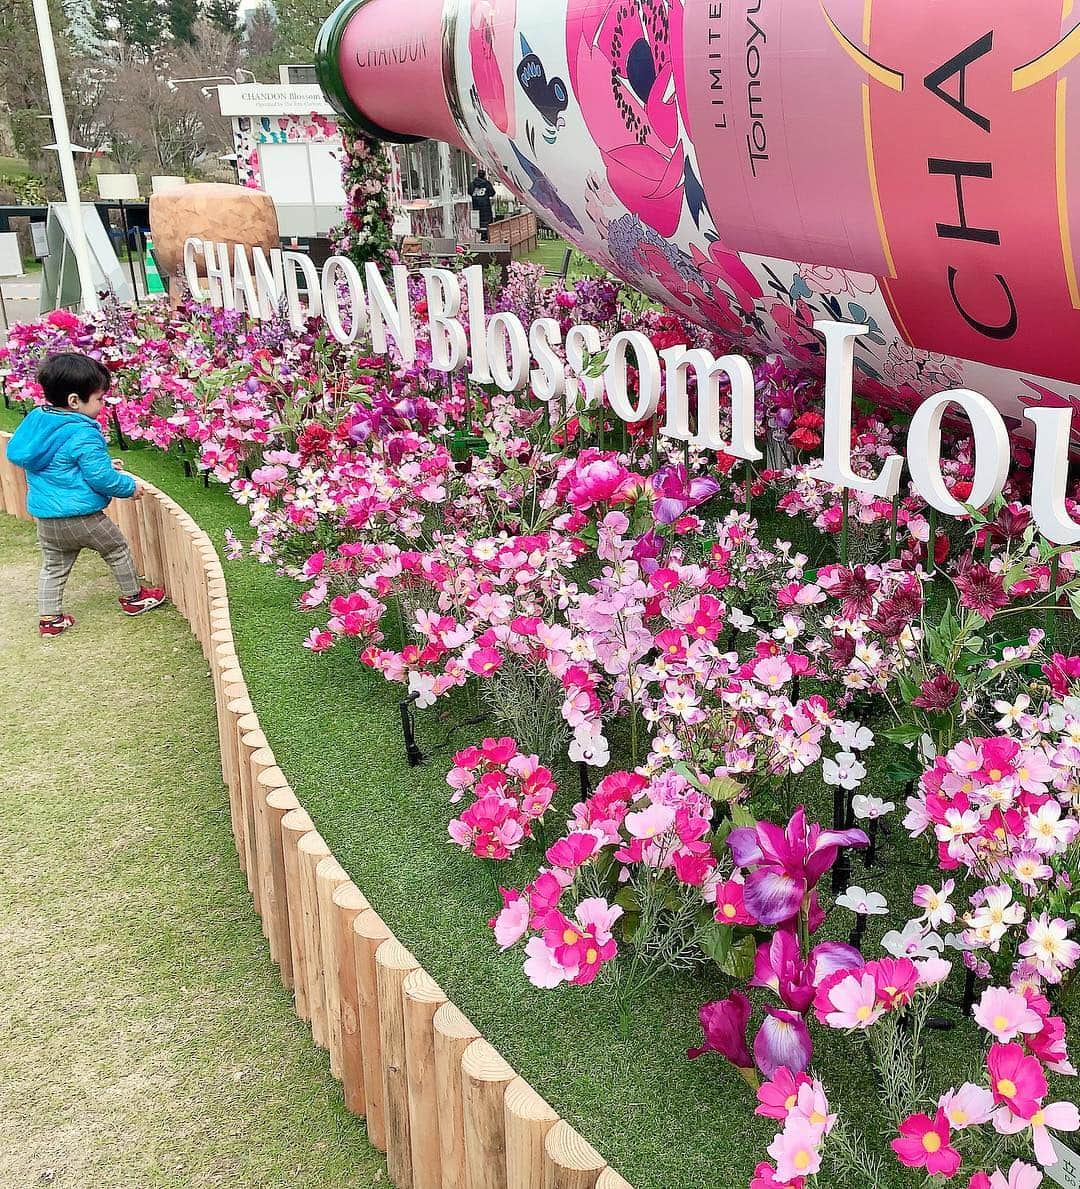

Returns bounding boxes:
[971,1161,1045,1189]
[749,1162,805,1189]
[817,971,882,1031]
[995,1101,1080,1166]
[891,1109,962,1178]
[973,987,1044,1043]
[545,832,600,870]
[939,1083,996,1130]
[713,878,756,926]
[491,890,530,949]
[987,1044,1048,1118]
[756,1068,813,1121]
[767,1117,822,1181]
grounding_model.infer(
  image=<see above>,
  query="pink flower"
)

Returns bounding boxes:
[987,1044,1048,1118]
[687,990,754,1079]
[973,988,1044,1043]
[624,803,675,840]
[767,1118,822,1182]
[891,1109,962,1178]
[522,937,569,989]
[303,627,335,652]
[817,971,882,1030]
[939,1083,996,1129]
[545,832,600,870]
[868,957,919,1010]
[976,1160,1046,1189]
[995,1101,1080,1167]
[491,890,530,949]
[750,1164,805,1189]
[729,806,868,926]
[713,878,756,926]
[467,646,504,676]
[756,1068,813,1121]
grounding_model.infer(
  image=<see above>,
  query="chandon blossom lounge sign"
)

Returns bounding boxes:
[184,237,1080,547]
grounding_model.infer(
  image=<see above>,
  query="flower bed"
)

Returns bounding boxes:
[2,270,1079,1189]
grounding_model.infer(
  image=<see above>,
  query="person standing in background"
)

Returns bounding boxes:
[468,168,496,242]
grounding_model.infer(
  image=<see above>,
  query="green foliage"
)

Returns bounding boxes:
[203,0,238,32]
[93,0,166,52]
[272,0,332,58]
[167,0,198,42]
[0,172,48,203]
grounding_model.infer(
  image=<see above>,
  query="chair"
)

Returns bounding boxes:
[543,248,573,282]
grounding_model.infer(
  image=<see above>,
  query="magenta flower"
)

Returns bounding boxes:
[912,672,961,711]
[891,1109,961,1177]
[687,990,755,1082]
[729,806,868,926]
[754,1008,813,1078]
[650,464,721,525]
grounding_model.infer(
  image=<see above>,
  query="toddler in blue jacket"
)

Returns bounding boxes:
[7,352,167,636]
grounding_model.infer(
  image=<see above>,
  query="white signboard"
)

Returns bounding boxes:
[0,232,23,278]
[41,203,133,311]
[30,222,49,259]
[217,84,334,117]
[1048,1138,1080,1189]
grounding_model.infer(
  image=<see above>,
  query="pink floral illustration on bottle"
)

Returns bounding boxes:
[567,0,686,238]
[470,0,517,135]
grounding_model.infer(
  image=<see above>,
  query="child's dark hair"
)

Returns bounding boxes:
[37,352,111,408]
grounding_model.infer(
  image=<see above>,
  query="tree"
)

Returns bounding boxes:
[93,0,166,57]
[203,0,238,34]
[167,0,198,44]
[273,0,333,60]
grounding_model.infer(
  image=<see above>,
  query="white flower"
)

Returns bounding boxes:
[729,608,755,632]
[851,794,893,820]
[822,752,867,790]
[994,694,1031,730]
[836,886,888,915]
[830,720,874,751]
[882,919,944,959]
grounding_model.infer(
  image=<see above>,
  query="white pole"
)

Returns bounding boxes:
[31,0,99,314]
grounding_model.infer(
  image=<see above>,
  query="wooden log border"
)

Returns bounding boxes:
[0,431,634,1189]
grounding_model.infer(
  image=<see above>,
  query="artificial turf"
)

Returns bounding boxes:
[2,406,1075,1189]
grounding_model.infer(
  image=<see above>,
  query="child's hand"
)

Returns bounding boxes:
[131,483,145,500]
[112,459,125,472]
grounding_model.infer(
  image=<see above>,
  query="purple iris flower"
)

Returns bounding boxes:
[728,805,869,926]
[650,464,721,525]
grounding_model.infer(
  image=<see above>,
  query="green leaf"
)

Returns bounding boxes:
[729,802,757,829]
[697,920,733,967]
[883,723,924,745]
[723,935,758,980]
[706,776,744,803]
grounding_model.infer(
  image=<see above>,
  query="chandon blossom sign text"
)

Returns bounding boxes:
[183,237,1080,547]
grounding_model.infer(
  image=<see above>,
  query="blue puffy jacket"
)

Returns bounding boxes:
[6,406,137,518]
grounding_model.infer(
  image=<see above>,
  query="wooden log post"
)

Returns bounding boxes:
[505,1078,558,1189]
[297,830,333,1048]
[595,1170,633,1189]
[462,1039,516,1189]
[315,856,351,1079]
[353,909,392,1151]
[332,882,370,1115]
[135,492,164,587]
[434,1003,481,1189]
[265,786,301,987]
[9,458,28,518]
[222,691,251,861]
[254,763,289,953]
[281,806,315,1019]
[402,969,447,1189]
[543,1122,605,1189]
[234,715,263,888]
[239,727,268,905]
[375,938,420,1189]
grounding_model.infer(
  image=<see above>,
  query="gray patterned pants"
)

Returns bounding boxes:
[36,511,140,616]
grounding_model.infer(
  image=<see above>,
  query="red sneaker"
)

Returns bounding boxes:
[39,614,75,637]
[119,586,167,616]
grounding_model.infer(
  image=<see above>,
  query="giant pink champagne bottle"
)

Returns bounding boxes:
[317,0,1080,426]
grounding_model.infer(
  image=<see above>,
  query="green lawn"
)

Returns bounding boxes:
[522,236,607,282]
[0,511,387,1187]
[1,406,1074,1189]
